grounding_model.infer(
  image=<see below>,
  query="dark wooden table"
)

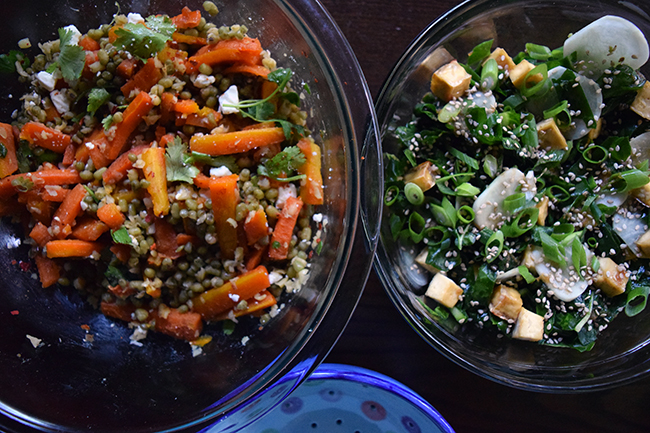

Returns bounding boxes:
[320,1,650,432]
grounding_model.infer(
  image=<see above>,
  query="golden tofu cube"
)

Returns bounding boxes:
[403,161,438,192]
[636,230,650,257]
[631,81,650,120]
[588,118,603,140]
[430,60,472,102]
[425,273,463,309]
[484,47,516,73]
[489,285,523,321]
[522,246,537,270]
[512,308,544,341]
[632,182,650,207]
[594,257,628,297]
[535,196,549,226]
[415,248,439,274]
[537,118,568,151]
[509,59,543,90]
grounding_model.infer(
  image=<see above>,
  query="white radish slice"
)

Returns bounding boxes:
[630,131,650,167]
[527,246,591,302]
[564,15,649,79]
[612,207,646,257]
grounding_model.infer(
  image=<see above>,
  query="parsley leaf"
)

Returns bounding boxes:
[165,137,200,183]
[113,16,175,60]
[102,114,115,130]
[257,146,306,182]
[111,227,132,245]
[0,50,30,74]
[58,28,85,82]
[87,88,111,117]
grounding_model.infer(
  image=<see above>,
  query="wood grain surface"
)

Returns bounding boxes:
[320,0,650,431]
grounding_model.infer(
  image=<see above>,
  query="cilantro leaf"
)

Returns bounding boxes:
[0,50,30,74]
[58,28,85,82]
[113,17,175,60]
[166,137,200,183]
[111,227,132,245]
[87,88,111,117]
[188,152,238,172]
[105,265,125,286]
[257,146,306,181]
[102,114,115,130]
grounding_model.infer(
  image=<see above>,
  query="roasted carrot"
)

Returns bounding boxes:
[213,290,276,321]
[153,308,203,341]
[97,202,125,230]
[244,208,269,245]
[193,173,211,189]
[245,245,267,271]
[108,284,136,299]
[141,147,169,216]
[84,128,111,169]
[223,63,270,79]
[159,92,177,125]
[18,190,52,225]
[171,6,202,29]
[187,37,263,69]
[35,254,60,288]
[192,265,271,320]
[82,51,99,80]
[29,222,53,247]
[51,183,87,239]
[79,35,101,51]
[0,123,18,178]
[268,196,303,260]
[181,107,222,129]
[174,99,200,115]
[110,244,131,263]
[120,58,162,97]
[102,143,150,184]
[71,217,109,242]
[39,185,69,202]
[189,127,285,156]
[100,300,135,322]
[106,91,153,160]
[116,57,139,79]
[61,144,76,167]
[209,174,240,260]
[297,138,324,205]
[45,239,103,258]
[172,32,206,46]
[0,169,82,198]
[19,122,71,153]
[154,218,182,259]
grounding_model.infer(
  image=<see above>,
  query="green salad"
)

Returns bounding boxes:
[385,16,650,351]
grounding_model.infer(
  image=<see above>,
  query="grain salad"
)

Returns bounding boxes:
[0,3,324,345]
[385,16,650,351]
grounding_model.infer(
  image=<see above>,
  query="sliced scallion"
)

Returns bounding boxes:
[483,154,498,178]
[438,102,462,123]
[456,182,480,197]
[384,185,400,206]
[485,230,504,263]
[582,144,608,164]
[404,182,424,205]
[408,211,427,243]
[481,58,499,91]
[457,205,475,224]
[520,63,549,97]
[625,285,649,317]
[517,265,536,284]
[503,192,526,213]
[611,169,650,193]
[525,42,553,60]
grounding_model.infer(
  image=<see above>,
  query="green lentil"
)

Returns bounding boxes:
[198,63,213,75]
[203,1,219,16]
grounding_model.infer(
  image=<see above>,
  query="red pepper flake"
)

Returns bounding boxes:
[11,259,17,265]
[10,310,19,315]
[81,324,90,331]
[19,261,31,272]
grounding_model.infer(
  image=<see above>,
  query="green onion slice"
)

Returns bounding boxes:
[503,192,526,213]
[485,230,504,263]
[518,265,536,284]
[404,182,424,205]
[457,205,475,224]
[384,185,400,206]
[626,285,650,317]
[408,211,427,243]
[582,145,608,164]
[520,63,549,97]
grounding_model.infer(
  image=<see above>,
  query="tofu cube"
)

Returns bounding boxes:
[425,273,463,308]
[483,47,516,74]
[522,246,537,270]
[635,230,650,257]
[535,196,549,226]
[509,59,543,90]
[415,248,439,274]
[537,118,568,151]
[430,60,472,102]
[512,308,544,341]
[594,257,628,297]
[632,182,650,207]
[588,118,603,140]
[489,284,523,321]
[631,81,650,120]
[404,161,438,192]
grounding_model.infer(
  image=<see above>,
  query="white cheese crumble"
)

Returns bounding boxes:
[50,89,71,114]
[209,166,232,177]
[219,85,240,114]
[37,71,56,91]
[127,13,145,24]
[276,184,297,209]
[63,25,82,45]
[193,73,216,88]
[26,334,42,348]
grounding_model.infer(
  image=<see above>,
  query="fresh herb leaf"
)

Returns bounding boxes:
[87,88,111,117]
[104,265,125,286]
[0,50,29,74]
[0,143,6,159]
[58,28,85,82]
[258,146,306,182]
[83,185,99,203]
[188,152,238,172]
[11,176,34,192]
[102,114,115,130]
[113,16,175,60]
[111,227,132,245]
[165,137,200,183]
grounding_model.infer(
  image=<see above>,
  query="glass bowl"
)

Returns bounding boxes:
[373,0,650,392]
[0,0,381,431]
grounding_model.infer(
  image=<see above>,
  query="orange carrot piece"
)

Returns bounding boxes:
[189,127,285,156]
[176,233,199,246]
[174,99,200,115]
[102,143,150,185]
[0,123,18,178]
[120,58,162,97]
[106,91,153,160]
[108,283,136,299]
[297,138,324,205]
[45,239,103,258]
[213,290,276,321]
[71,217,109,241]
[268,196,303,260]
[193,173,211,189]
[51,183,87,238]
[79,36,101,51]
[116,57,139,79]
[223,63,270,78]
[39,185,69,202]
[141,147,169,216]
[154,218,182,260]
[97,202,125,230]
[172,32,206,46]
[245,245,267,271]
[110,244,131,263]
[182,107,222,129]
[29,222,53,247]
[192,265,271,320]
[62,144,76,167]
[209,174,240,260]
[35,254,60,288]
[244,208,269,245]
[100,300,135,322]
[84,129,111,169]
[18,190,52,225]
[159,92,177,125]
[188,37,263,69]
[0,169,82,198]
[153,308,203,341]
[172,6,202,29]
[82,51,99,80]
[19,122,71,153]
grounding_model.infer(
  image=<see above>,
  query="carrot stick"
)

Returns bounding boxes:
[102,143,150,185]
[0,169,82,199]
[268,196,303,260]
[100,300,135,322]
[110,244,131,263]
[45,239,103,258]
[71,217,109,241]
[18,190,52,225]
[153,308,203,341]
[174,99,200,115]
[172,32,206,46]
[188,37,263,69]
[0,123,18,178]
[192,265,271,320]
[106,91,153,160]
[244,208,269,245]
[141,147,169,216]
[79,35,100,51]
[19,122,71,153]
[245,245,267,271]
[35,254,60,288]
[159,92,177,125]
[171,6,202,29]
[120,58,163,97]
[209,174,240,260]
[213,289,276,320]
[51,183,87,238]
[182,107,222,129]
[82,51,99,80]
[193,173,211,189]
[189,127,285,156]
[39,185,69,202]
[154,218,182,259]
[29,222,53,247]
[97,202,125,230]
[223,64,270,79]
[116,57,139,79]
[297,138,324,205]
[62,144,75,167]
